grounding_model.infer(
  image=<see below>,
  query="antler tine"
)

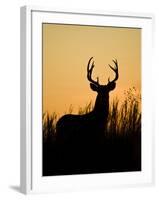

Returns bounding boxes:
[108,59,119,83]
[87,57,100,86]
[87,57,93,78]
[113,58,118,64]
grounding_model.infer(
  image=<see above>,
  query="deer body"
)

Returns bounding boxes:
[56,57,119,145]
[56,93,109,144]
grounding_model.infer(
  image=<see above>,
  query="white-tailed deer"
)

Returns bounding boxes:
[56,57,119,144]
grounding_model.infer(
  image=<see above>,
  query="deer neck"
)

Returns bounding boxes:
[93,93,109,118]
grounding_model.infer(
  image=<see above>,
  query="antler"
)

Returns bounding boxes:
[108,59,119,83]
[87,57,99,85]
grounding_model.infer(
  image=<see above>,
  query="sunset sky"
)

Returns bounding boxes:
[42,23,141,116]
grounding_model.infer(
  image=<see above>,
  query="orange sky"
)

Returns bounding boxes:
[42,23,141,116]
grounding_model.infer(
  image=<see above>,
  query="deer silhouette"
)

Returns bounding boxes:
[56,57,119,145]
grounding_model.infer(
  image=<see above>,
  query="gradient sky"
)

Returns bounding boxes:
[43,23,141,116]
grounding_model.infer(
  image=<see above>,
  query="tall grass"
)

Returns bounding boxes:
[43,87,141,142]
[43,112,57,143]
[106,88,141,137]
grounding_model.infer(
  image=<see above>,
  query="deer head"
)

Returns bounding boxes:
[87,57,119,95]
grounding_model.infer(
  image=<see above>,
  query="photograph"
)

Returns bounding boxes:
[42,23,141,176]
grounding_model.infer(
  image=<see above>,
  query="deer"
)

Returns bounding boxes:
[56,57,119,146]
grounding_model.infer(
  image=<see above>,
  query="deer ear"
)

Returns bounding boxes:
[109,82,116,91]
[90,83,98,91]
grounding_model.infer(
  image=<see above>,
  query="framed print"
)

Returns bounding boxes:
[20,6,154,194]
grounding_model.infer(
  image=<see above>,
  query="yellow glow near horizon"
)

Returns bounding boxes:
[43,24,141,116]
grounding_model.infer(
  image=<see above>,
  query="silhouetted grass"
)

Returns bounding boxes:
[106,88,141,137]
[42,88,141,176]
[43,112,57,143]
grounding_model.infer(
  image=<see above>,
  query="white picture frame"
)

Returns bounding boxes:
[20,6,154,194]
